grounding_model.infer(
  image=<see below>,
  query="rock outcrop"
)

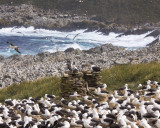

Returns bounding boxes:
[61,69,102,98]
[0,4,159,32]
[0,4,94,30]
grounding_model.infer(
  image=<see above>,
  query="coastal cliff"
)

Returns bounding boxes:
[0,3,160,31]
[0,4,92,29]
[1,0,160,26]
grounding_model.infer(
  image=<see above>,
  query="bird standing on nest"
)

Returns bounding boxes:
[6,41,21,54]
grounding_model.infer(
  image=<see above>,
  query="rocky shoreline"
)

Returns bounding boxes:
[0,40,160,88]
[0,4,98,30]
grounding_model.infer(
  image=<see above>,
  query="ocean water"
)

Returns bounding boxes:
[0,26,156,58]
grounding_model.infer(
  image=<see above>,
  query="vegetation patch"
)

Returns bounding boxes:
[101,62,160,91]
[0,76,61,102]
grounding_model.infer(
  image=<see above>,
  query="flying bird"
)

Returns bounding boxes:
[6,41,21,54]
[46,37,55,43]
[65,34,70,38]
[73,33,80,40]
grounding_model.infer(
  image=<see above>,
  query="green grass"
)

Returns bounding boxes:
[0,62,160,102]
[101,62,160,91]
[0,76,61,102]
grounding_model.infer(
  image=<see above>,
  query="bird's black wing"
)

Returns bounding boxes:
[15,48,21,54]
[65,34,70,38]
[73,33,80,40]
[6,41,14,46]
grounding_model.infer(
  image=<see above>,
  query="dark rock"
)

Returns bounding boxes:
[145,30,160,38]
[0,55,4,61]
[117,28,151,37]
[64,48,75,52]
[147,38,159,46]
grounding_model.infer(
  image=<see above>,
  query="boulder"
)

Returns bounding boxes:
[64,47,75,52]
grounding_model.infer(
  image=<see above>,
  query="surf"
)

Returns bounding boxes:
[0,26,157,57]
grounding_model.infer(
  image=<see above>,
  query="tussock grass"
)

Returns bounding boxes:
[0,62,160,102]
[101,62,160,91]
[0,77,61,102]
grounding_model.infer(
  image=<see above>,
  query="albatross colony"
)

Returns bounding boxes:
[1,80,160,128]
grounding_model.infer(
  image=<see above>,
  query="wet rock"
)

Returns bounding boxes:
[146,38,159,46]
[145,30,160,38]
[64,48,75,53]
[117,28,151,37]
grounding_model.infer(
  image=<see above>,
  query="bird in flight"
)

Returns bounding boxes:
[46,37,54,43]
[73,33,80,40]
[6,41,21,54]
[65,34,70,38]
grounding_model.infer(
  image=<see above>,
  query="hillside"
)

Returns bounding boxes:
[1,0,160,25]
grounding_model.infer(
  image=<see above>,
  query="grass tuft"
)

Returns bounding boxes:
[0,76,61,102]
[101,62,160,91]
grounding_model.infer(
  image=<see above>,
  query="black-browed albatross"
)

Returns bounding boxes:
[6,41,21,54]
